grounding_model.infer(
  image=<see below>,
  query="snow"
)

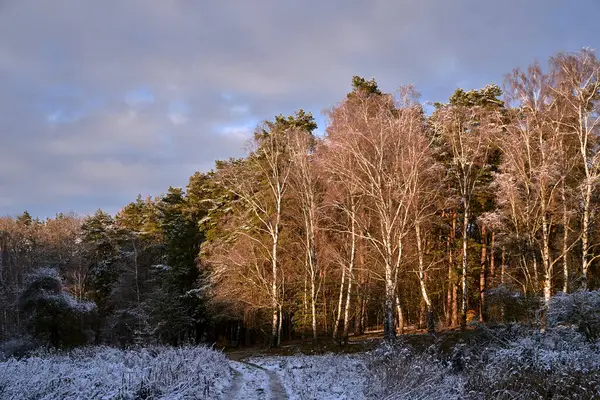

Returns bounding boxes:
[226,361,273,399]
[152,264,170,271]
[2,326,600,399]
[249,354,368,400]
[59,292,97,313]
[0,346,231,399]
[0,347,367,399]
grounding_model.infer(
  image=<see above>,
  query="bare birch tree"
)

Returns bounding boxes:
[492,63,570,309]
[321,150,362,343]
[326,83,422,339]
[289,128,323,340]
[405,130,444,333]
[551,50,600,289]
[214,120,295,347]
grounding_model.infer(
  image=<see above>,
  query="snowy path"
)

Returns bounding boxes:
[226,360,288,400]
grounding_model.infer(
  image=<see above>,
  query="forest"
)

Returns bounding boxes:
[1,48,600,351]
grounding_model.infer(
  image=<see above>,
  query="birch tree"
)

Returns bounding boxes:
[405,127,444,333]
[321,135,362,343]
[288,120,322,340]
[326,81,421,339]
[492,64,570,308]
[214,112,315,346]
[551,50,600,289]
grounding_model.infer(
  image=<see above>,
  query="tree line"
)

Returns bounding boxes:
[1,49,599,349]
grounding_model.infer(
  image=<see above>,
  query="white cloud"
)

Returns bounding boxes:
[168,112,189,125]
[220,126,253,142]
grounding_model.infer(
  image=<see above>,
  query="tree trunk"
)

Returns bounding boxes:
[342,203,357,343]
[446,227,454,327]
[490,232,495,277]
[354,283,363,335]
[415,223,434,333]
[479,225,487,323]
[303,274,308,339]
[562,182,569,293]
[342,269,353,343]
[333,265,346,340]
[271,306,278,347]
[501,247,506,322]
[322,277,328,334]
[540,209,553,332]
[311,274,317,340]
[304,197,318,340]
[395,295,404,335]
[451,212,458,327]
[452,280,458,327]
[532,246,539,293]
[271,227,279,347]
[541,212,552,306]
[581,180,592,290]
[384,261,396,340]
[277,305,282,347]
[461,202,469,329]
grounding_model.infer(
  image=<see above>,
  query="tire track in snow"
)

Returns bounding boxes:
[226,360,288,400]
[225,365,243,399]
[242,361,288,400]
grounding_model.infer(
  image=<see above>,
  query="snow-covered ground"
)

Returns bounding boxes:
[2,326,600,399]
[0,346,232,399]
[249,354,368,400]
[0,346,368,399]
[226,361,274,399]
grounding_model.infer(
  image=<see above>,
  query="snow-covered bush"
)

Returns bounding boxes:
[19,268,97,348]
[0,345,231,399]
[362,325,600,399]
[465,327,600,399]
[549,290,600,341]
[364,342,463,400]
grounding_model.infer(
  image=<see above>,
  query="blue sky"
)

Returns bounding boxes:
[1,0,598,218]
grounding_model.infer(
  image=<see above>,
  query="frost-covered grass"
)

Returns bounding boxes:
[363,326,600,399]
[363,343,463,400]
[0,345,231,400]
[465,327,600,399]
[2,324,600,399]
[251,353,369,400]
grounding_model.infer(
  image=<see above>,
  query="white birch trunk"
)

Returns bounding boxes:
[271,214,280,347]
[461,201,469,328]
[333,266,346,339]
[562,183,569,293]
[342,213,357,342]
[415,222,434,332]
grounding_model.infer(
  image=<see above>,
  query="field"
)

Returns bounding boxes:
[2,325,600,399]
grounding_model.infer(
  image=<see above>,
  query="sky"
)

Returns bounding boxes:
[1,0,599,219]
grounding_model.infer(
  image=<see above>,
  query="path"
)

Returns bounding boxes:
[225,360,288,400]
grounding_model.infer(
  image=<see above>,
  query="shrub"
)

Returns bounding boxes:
[548,290,600,341]
[465,328,600,399]
[19,268,97,348]
[486,284,541,325]
[0,345,231,399]
[364,342,464,400]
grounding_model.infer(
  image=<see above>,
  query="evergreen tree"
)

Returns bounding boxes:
[150,187,206,344]
[20,268,96,348]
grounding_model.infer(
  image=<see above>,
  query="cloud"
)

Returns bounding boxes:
[167,100,190,125]
[0,0,598,217]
